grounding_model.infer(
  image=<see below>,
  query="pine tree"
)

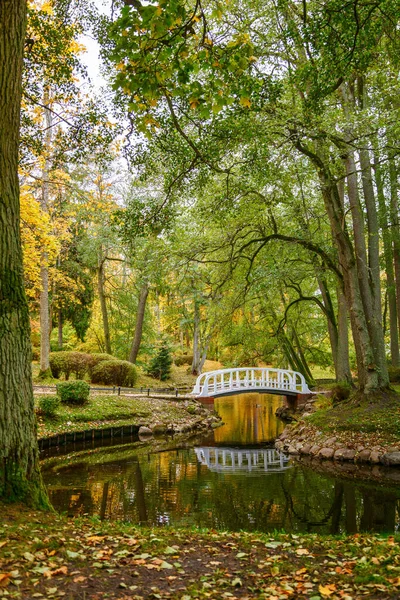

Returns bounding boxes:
[147,341,172,381]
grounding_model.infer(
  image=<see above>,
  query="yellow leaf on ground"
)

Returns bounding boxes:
[319,583,336,596]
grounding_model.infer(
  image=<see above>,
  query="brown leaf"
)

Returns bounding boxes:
[73,576,87,583]
[0,574,11,588]
[51,566,68,576]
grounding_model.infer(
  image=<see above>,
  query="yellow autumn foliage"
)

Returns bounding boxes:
[20,187,60,298]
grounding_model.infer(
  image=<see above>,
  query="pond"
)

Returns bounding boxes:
[41,392,400,534]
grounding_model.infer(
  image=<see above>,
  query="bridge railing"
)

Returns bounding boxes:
[195,447,291,473]
[192,367,310,397]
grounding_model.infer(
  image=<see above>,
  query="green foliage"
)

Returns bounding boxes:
[87,353,116,376]
[91,360,137,387]
[388,366,400,383]
[56,380,90,405]
[37,395,60,418]
[174,354,193,366]
[49,351,92,379]
[147,342,173,381]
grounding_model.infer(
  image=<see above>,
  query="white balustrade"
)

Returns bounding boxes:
[194,447,291,473]
[191,367,310,397]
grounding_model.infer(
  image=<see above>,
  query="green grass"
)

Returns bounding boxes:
[35,394,199,438]
[306,391,400,439]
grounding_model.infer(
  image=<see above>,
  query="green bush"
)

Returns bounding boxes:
[49,351,68,378]
[31,346,40,362]
[87,353,116,376]
[174,354,193,366]
[56,380,90,405]
[91,360,137,387]
[37,395,60,417]
[388,366,400,383]
[147,342,172,381]
[49,351,91,380]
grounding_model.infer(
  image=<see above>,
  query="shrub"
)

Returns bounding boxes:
[49,351,91,380]
[68,352,91,379]
[37,395,60,417]
[91,360,137,387]
[49,351,69,379]
[147,342,172,381]
[31,346,40,361]
[174,354,193,366]
[56,380,90,405]
[388,366,400,383]
[87,353,116,376]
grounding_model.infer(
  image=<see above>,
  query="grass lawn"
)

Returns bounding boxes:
[35,395,203,439]
[1,502,400,599]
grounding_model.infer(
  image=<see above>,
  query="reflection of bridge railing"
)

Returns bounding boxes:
[194,447,291,473]
[192,367,310,398]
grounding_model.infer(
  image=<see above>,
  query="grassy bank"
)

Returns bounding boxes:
[305,389,400,447]
[35,395,208,439]
[1,503,400,599]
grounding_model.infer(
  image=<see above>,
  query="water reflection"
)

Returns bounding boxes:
[211,392,285,444]
[43,444,400,534]
[42,392,400,534]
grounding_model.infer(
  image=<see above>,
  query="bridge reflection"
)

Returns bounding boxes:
[194,447,291,473]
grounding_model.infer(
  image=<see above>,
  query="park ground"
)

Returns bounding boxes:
[1,502,400,600]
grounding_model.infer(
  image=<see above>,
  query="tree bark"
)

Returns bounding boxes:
[97,252,112,355]
[191,299,201,375]
[295,135,387,391]
[374,145,399,366]
[0,0,49,506]
[129,282,149,363]
[57,308,63,350]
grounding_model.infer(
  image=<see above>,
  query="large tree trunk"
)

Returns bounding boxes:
[374,145,399,366]
[38,89,52,377]
[97,254,112,355]
[0,0,49,506]
[129,282,149,363]
[295,136,388,392]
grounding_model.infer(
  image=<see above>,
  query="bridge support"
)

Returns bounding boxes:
[285,393,312,410]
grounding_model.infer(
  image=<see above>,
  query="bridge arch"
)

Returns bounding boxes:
[191,367,311,398]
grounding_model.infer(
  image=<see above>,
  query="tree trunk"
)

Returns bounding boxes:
[388,149,400,340]
[58,309,63,351]
[129,282,149,363]
[374,145,399,366]
[0,0,49,506]
[191,299,201,375]
[97,253,112,355]
[294,132,388,392]
[38,88,52,377]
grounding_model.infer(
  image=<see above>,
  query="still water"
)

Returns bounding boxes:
[42,393,400,534]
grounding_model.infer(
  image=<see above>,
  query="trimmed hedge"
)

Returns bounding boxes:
[87,353,115,376]
[37,395,60,417]
[49,351,98,380]
[174,354,193,366]
[91,360,137,387]
[56,380,90,405]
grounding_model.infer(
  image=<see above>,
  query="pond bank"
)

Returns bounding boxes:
[36,394,221,445]
[1,502,400,599]
[275,390,400,469]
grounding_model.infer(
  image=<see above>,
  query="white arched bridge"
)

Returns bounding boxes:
[195,447,291,473]
[191,367,311,398]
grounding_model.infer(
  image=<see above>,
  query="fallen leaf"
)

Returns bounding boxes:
[51,567,68,576]
[0,574,11,588]
[319,583,337,596]
[296,548,310,556]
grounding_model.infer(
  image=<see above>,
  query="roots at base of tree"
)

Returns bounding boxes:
[0,463,52,510]
[38,368,52,380]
